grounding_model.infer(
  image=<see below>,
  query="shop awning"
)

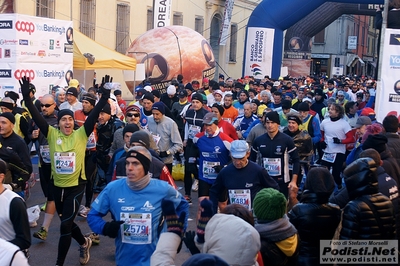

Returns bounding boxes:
[346,54,365,67]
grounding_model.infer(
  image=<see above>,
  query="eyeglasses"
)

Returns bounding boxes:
[126,113,140,118]
[41,103,54,108]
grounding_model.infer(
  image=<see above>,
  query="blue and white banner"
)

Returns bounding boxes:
[376,28,400,122]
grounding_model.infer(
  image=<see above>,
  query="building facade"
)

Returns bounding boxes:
[13,0,259,97]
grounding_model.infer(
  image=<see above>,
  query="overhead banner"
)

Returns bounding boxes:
[153,0,172,28]
[0,14,73,98]
[219,0,235,45]
[376,28,400,122]
[243,27,274,79]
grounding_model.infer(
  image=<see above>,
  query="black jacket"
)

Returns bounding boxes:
[340,158,395,240]
[288,191,341,266]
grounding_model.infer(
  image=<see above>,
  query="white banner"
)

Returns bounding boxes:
[153,0,172,28]
[244,27,274,79]
[219,0,235,45]
[348,36,357,50]
[376,28,400,122]
[0,14,73,98]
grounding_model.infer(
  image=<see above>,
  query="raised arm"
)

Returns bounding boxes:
[83,75,112,136]
[19,77,49,137]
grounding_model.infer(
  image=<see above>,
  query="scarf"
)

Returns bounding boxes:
[255,215,297,242]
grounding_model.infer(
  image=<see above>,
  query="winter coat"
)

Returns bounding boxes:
[288,191,341,266]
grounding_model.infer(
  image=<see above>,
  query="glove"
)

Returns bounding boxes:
[333,137,341,144]
[213,165,223,173]
[197,199,213,243]
[102,220,124,238]
[183,231,200,255]
[368,88,376,97]
[18,76,31,99]
[320,141,327,149]
[99,75,113,100]
[162,199,186,238]
[159,151,169,158]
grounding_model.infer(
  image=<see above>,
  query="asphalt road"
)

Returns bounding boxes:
[26,158,198,266]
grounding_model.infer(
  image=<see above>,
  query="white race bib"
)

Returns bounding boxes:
[40,145,51,164]
[86,132,96,150]
[202,161,220,179]
[229,189,251,210]
[263,158,281,176]
[188,125,201,139]
[54,152,76,174]
[120,212,152,245]
[322,153,337,163]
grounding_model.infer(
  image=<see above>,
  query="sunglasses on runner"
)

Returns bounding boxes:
[41,103,54,108]
[126,113,140,118]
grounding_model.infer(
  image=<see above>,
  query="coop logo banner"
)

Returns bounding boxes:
[320,240,398,264]
[0,20,13,29]
[153,0,172,28]
[244,27,275,78]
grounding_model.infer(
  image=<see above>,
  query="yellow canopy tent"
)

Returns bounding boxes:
[73,30,136,70]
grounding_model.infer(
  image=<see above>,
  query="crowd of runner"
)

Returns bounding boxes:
[0,73,399,266]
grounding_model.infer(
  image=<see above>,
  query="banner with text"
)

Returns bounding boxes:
[153,0,172,28]
[243,27,274,79]
[376,28,400,122]
[0,14,73,98]
[219,0,235,45]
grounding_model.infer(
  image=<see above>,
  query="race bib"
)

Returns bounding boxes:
[188,125,201,139]
[86,132,96,150]
[222,118,232,124]
[229,189,251,210]
[263,158,281,176]
[120,212,152,245]
[151,133,161,145]
[322,153,337,163]
[54,152,76,174]
[203,161,220,179]
[40,145,51,164]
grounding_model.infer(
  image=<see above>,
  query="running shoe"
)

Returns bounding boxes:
[191,179,199,192]
[184,195,192,205]
[79,236,92,265]
[78,205,90,218]
[33,227,48,241]
[84,232,100,245]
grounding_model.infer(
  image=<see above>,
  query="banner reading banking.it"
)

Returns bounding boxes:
[0,14,73,97]
[244,27,274,79]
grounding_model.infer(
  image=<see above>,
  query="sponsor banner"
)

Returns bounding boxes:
[376,28,400,122]
[244,27,274,79]
[0,14,72,97]
[219,0,235,45]
[320,240,397,264]
[153,0,172,28]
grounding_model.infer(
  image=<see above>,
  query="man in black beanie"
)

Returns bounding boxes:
[250,111,300,198]
[87,146,188,266]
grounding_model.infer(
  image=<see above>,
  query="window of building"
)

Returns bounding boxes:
[195,16,204,35]
[147,9,153,31]
[314,28,325,44]
[116,3,130,54]
[173,13,183,26]
[362,27,365,46]
[229,23,238,62]
[80,0,96,39]
[36,0,55,18]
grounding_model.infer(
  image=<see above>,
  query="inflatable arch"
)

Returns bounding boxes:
[244,0,384,78]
